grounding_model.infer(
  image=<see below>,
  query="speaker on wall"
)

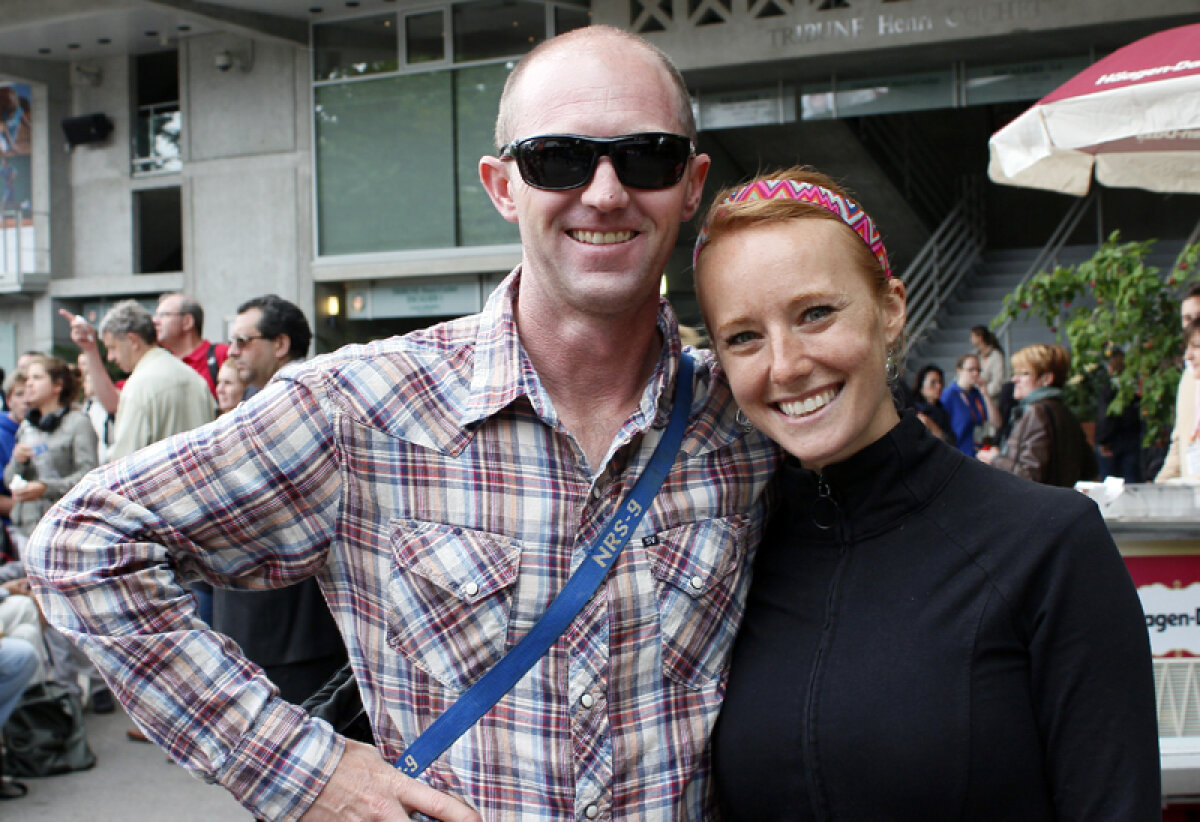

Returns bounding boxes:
[61,113,114,148]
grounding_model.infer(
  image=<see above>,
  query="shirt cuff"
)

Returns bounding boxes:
[216,696,346,821]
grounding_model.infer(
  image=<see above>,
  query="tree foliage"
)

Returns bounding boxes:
[994,232,1200,448]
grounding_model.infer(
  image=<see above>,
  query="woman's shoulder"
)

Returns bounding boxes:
[941,452,1100,536]
[58,408,96,434]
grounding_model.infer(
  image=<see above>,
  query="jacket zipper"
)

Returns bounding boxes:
[804,472,848,821]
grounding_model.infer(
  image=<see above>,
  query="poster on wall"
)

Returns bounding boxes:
[1,82,34,279]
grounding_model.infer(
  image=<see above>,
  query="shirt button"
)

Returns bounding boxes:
[591,484,603,499]
[688,575,704,592]
[585,805,600,819]
[463,581,479,597]
[580,693,595,709]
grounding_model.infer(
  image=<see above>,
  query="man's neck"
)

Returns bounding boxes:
[164,334,204,359]
[127,343,159,373]
[518,303,664,471]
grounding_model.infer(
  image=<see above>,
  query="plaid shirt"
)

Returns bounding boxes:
[27,273,779,821]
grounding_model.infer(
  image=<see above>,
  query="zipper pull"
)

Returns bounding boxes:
[811,473,840,531]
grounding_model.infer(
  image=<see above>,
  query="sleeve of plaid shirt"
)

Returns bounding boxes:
[24,376,348,822]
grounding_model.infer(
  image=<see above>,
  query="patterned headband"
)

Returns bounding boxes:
[692,179,892,278]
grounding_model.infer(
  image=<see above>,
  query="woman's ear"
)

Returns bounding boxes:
[882,277,907,348]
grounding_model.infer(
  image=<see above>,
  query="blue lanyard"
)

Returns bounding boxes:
[396,353,695,777]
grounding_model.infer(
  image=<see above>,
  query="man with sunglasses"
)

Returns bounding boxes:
[26,25,778,821]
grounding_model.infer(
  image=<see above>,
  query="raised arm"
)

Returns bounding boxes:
[58,308,120,416]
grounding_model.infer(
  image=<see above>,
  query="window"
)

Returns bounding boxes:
[554,5,592,33]
[315,62,518,255]
[133,186,182,273]
[406,11,446,65]
[452,0,546,63]
[313,14,399,81]
[963,57,1090,106]
[133,51,181,174]
[311,3,593,256]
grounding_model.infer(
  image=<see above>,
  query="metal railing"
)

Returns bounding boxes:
[1157,658,1200,738]
[0,209,26,282]
[993,192,1099,356]
[859,114,957,228]
[901,176,986,354]
[132,102,182,175]
[1183,214,1200,255]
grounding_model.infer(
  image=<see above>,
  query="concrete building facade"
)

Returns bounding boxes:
[0,0,1196,367]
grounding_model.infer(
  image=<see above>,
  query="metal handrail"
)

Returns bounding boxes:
[993,192,1099,355]
[0,209,23,281]
[901,177,986,354]
[1182,214,1200,253]
[859,114,956,227]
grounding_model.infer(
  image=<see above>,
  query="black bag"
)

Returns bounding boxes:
[2,681,96,777]
[302,662,374,745]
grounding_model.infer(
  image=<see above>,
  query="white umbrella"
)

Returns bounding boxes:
[987,22,1200,195]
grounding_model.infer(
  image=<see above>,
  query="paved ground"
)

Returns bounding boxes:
[3,704,250,821]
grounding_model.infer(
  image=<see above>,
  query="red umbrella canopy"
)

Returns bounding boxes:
[988,22,1200,195]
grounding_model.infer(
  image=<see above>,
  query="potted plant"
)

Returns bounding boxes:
[993,232,1200,450]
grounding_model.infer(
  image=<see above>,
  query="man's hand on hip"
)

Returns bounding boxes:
[300,740,482,822]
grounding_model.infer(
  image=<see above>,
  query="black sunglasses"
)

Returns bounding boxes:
[499,132,694,191]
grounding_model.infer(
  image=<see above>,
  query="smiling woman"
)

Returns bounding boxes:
[692,166,1160,821]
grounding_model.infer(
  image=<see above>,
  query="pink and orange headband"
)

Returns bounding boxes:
[692,179,892,278]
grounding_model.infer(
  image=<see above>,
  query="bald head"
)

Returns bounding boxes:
[494,25,696,149]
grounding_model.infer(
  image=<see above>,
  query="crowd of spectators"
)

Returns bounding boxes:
[0,292,330,798]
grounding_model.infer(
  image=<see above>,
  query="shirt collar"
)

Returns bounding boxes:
[462,267,684,439]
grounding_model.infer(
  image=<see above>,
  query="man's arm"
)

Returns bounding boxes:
[58,309,120,416]
[24,378,477,822]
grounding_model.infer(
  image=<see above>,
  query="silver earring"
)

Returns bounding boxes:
[885,352,900,383]
[735,408,753,431]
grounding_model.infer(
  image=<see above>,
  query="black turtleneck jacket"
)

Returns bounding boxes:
[713,413,1159,821]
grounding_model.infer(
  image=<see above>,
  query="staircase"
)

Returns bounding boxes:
[904,248,1081,378]
[904,239,1193,381]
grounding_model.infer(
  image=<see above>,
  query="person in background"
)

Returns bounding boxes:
[1094,345,1142,483]
[214,358,245,415]
[4,355,98,537]
[910,364,954,443]
[1156,285,1200,483]
[0,634,40,799]
[153,292,229,400]
[971,325,1006,405]
[0,366,45,696]
[25,25,777,820]
[0,368,23,516]
[212,294,347,709]
[941,353,997,456]
[81,301,214,463]
[64,301,216,714]
[2,355,102,709]
[227,295,311,401]
[692,165,1159,821]
[77,353,113,465]
[978,343,1099,487]
[1159,317,1200,484]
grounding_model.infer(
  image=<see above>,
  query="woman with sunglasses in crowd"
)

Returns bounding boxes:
[692,166,1158,821]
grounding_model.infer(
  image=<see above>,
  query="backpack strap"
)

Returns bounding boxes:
[206,344,220,388]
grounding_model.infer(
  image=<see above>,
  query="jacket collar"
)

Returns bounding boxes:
[777,412,964,541]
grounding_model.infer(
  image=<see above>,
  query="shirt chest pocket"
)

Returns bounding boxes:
[386,519,523,693]
[647,515,750,689]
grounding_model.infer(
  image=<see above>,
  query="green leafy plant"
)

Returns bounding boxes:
[994,232,1200,448]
